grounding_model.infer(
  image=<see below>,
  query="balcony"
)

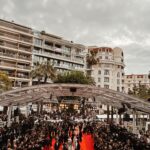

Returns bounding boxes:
[0,42,18,49]
[0,61,16,69]
[20,37,32,43]
[33,51,84,64]
[9,74,30,80]
[19,47,32,53]
[17,65,31,70]
[55,64,83,71]
[0,52,31,62]
[75,52,84,57]
[44,44,53,50]
[0,32,19,40]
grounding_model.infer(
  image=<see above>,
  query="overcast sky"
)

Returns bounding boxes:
[0,0,150,74]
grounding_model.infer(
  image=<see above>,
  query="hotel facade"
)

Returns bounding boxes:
[88,47,125,92]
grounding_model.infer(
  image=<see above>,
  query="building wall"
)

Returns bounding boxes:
[89,47,125,92]
[124,74,150,93]
[0,19,33,88]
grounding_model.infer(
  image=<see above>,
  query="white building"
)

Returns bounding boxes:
[89,47,125,92]
[124,74,150,93]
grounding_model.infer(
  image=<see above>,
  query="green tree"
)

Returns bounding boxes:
[128,84,150,101]
[30,62,43,84]
[0,71,12,92]
[54,70,95,85]
[31,61,56,84]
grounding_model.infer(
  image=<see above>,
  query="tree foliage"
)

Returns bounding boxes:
[31,61,56,84]
[0,71,12,92]
[128,84,150,101]
[86,50,99,67]
[54,71,95,85]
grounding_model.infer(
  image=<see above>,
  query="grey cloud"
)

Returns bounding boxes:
[0,0,150,74]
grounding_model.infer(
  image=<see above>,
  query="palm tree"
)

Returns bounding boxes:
[86,50,99,68]
[0,71,12,92]
[30,62,44,85]
[42,61,56,83]
[31,61,56,84]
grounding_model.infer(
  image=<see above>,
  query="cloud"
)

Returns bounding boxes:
[0,0,149,74]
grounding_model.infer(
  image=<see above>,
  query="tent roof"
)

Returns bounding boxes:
[0,84,150,113]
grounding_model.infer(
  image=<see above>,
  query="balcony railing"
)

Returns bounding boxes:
[33,51,84,63]
[0,61,31,70]
[17,65,31,70]
[20,37,32,43]
[55,64,83,70]
[0,42,18,49]
[9,74,29,79]
[0,33,19,40]
[0,52,31,61]
[19,47,32,53]
[0,62,16,68]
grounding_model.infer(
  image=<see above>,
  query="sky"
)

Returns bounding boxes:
[0,0,150,74]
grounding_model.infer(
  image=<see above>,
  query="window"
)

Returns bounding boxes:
[34,38,42,46]
[117,72,120,77]
[105,56,108,59]
[104,77,109,82]
[98,78,101,82]
[98,70,101,75]
[99,56,102,59]
[117,87,120,91]
[104,69,110,75]
[104,85,109,89]
[117,79,120,84]
[98,85,101,88]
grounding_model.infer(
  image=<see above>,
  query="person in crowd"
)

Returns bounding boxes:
[0,108,149,150]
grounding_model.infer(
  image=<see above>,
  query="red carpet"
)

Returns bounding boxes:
[80,134,94,150]
[45,134,94,150]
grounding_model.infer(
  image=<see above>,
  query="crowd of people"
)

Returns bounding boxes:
[0,108,150,150]
[94,123,150,150]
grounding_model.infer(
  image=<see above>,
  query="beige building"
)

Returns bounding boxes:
[88,47,125,92]
[0,19,33,87]
[33,30,86,75]
[124,74,150,93]
[0,19,86,87]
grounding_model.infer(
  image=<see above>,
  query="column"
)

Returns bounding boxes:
[37,102,41,114]
[111,106,114,122]
[116,109,119,124]
[7,105,13,127]
[107,105,110,123]
[25,104,29,118]
[133,110,136,133]
[40,101,43,114]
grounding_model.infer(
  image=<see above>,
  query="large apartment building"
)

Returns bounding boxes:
[0,19,33,87]
[124,74,150,93]
[33,30,86,74]
[88,47,125,92]
[0,19,86,87]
